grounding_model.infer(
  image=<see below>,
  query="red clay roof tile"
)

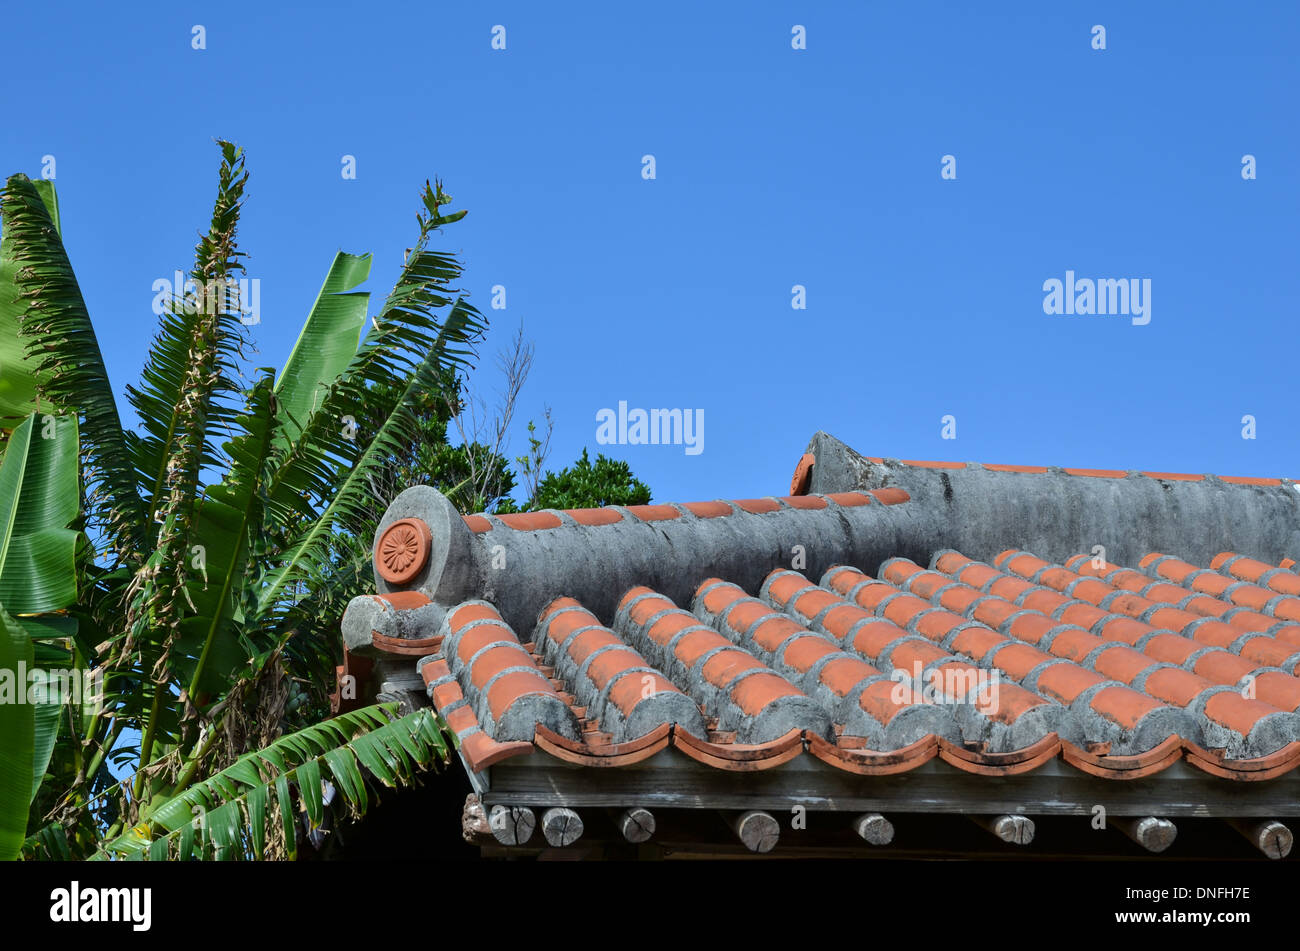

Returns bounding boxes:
[355,456,1300,847]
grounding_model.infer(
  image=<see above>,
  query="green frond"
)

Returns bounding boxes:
[273,251,372,449]
[0,179,59,433]
[256,186,484,612]
[97,704,449,860]
[124,139,251,525]
[0,413,80,614]
[6,155,489,862]
[0,174,144,554]
[0,413,82,848]
[118,142,254,707]
[258,300,481,613]
[0,607,35,861]
[176,378,278,699]
[20,819,73,861]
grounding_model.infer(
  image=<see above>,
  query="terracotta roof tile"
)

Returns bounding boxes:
[408,549,1290,773]
[341,447,1300,858]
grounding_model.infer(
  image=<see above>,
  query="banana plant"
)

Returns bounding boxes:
[0,179,59,437]
[0,608,33,861]
[92,703,447,861]
[0,411,82,860]
[2,141,481,858]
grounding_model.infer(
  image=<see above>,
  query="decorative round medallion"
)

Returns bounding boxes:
[789,452,815,496]
[375,517,433,585]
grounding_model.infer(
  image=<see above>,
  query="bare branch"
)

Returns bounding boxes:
[446,320,538,511]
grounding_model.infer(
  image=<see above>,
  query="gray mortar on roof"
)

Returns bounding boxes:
[749,569,1070,753]
[435,606,581,742]
[341,593,445,655]
[366,433,1300,644]
[880,702,964,748]
[612,591,833,744]
[1182,682,1300,759]
[1065,680,1197,755]
[803,563,1207,755]
[949,552,1300,754]
[1240,711,1300,759]
[690,582,911,746]
[375,486,921,636]
[897,556,1266,754]
[373,485,482,604]
[803,431,1300,571]
[530,608,707,740]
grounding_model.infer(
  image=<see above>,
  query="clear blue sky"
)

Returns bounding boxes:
[3,1,1297,506]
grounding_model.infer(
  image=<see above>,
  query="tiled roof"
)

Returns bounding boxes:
[398,544,1300,781]
[339,433,1300,855]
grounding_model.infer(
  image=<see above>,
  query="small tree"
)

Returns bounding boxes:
[531,448,651,510]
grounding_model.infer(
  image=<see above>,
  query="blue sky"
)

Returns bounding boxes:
[3,1,1297,506]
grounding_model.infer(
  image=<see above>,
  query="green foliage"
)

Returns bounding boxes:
[0,607,35,861]
[0,179,59,434]
[0,412,83,860]
[86,704,448,862]
[0,144,656,861]
[1,148,477,858]
[0,413,80,616]
[340,373,517,519]
[531,447,652,510]
[1,175,144,554]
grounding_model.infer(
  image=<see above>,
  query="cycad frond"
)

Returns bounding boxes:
[256,183,484,613]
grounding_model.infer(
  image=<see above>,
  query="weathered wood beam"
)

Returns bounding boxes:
[488,804,535,846]
[540,807,584,847]
[724,810,780,853]
[611,806,656,843]
[1227,818,1292,859]
[487,754,1300,816]
[851,812,894,845]
[970,814,1035,845]
[1114,816,1177,853]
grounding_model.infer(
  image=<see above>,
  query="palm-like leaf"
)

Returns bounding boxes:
[0,175,143,554]
[0,413,80,614]
[0,413,82,836]
[0,607,35,861]
[256,186,484,617]
[273,251,372,449]
[5,152,485,861]
[259,298,481,613]
[263,256,481,527]
[94,704,448,860]
[175,379,277,700]
[124,140,250,527]
[119,142,249,668]
[0,179,59,434]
